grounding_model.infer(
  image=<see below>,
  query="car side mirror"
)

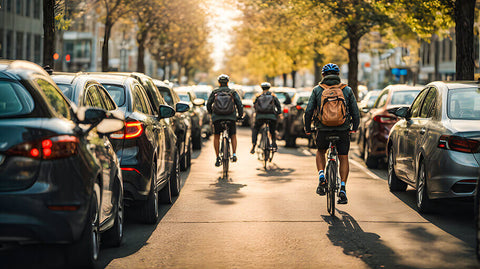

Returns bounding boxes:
[158,104,175,119]
[175,102,190,113]
[392,107,410,119]
[76,107,124,134]
[192,98,205,106]
[362,107,370,113]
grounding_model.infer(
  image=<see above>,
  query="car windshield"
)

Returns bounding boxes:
[56,83,74,100]
[448,88,480,120]
[390,90,420,106]
[178,94,190,102]
[158,88,174,106]
[0,80,35,117]
[366,92,380,107]
[296,96,310,104]
[103,84,126,107]
[275,92,289,103]
[243,92,256,100]
[195,91,209,100]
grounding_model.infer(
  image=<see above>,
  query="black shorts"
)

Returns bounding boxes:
[213,120,236,137]
[315,130,350,155]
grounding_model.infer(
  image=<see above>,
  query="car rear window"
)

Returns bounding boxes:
[448,88,480,120]
[0,80,35,117]
[103,84,126,107]
[243,92,256,100]
[178,93,190,102]
[158,88,174,106]
[390,90,420,106]
[195,91,209,101]
[56,83,74,100]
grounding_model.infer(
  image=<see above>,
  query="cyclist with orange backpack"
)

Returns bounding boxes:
[304,63,360,204]
[207,74,244,167]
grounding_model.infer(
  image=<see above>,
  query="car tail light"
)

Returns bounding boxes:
[373,115,397,124]
[6,135,79,160]
[296,105,302,110]
[283,107,289,114]
[244,104,252,108]
[438,135,480,153]
[121,167,141,174]
[111,121,143,139]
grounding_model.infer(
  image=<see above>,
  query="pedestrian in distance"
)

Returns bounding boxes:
[250,82,282,154]
[304,63,360,204]
[207,74,244,167]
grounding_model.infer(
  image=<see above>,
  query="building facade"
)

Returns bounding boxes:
[0,0,44,64]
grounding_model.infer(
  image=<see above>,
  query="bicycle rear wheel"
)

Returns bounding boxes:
[326,161,337,216]
[222,136,229,179]
[262,129,270,170]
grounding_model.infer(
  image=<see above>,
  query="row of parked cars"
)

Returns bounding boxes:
[0,60,211,268]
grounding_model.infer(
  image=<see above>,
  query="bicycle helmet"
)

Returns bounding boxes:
[217,74,230,83]
[260,82,271,90]
[321,63,340,75]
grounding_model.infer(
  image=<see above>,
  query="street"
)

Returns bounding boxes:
[98,127,478,269]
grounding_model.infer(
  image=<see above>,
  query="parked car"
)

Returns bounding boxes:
[190,85,213,138]
[358,89,382,115]
[87,73,178,224]
[241,86,261,127]
[358,84,421,168]
[282,91,312,147]
[271,87,296,141]
[175,86,210,144]
[387,81,480,213]
[153,79,193,170]
[0,60,125,267]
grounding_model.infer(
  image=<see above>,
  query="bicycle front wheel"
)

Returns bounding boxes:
[222,136,229,179]
[262,130,270,170]
[326,161,337,216]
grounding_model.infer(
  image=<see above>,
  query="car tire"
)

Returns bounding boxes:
[159,176,172,204]
[284,129,296,148]
[186,138,192,168]
[416,161,434,213]
[170,150,181,196]
[364,141,378,168]
[67,192,100,268]
[387,149,407,192]
[139,165,159,224]
[359,134,365,158]
[192,130,202,150]
[180,142,187,172]
[102,178,124,247]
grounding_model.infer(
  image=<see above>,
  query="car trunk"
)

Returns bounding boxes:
[449,120,480,166]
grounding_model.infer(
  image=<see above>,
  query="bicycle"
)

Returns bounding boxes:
[325,135,341,217]
[218,121,231,179]
[256,120,275,170]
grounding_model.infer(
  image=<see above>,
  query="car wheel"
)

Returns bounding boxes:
[416,161,434,213]
[387,149,407,192]
[67,192,100,268]
[364,141,378,168]
[140,165,159,224]
[192,129,202,150]
[186,137,192,168]
[170,150,181,196]
[103,178,124,247]
[359,134,365,158]
[180,142,187,172]
[159,176,172,204]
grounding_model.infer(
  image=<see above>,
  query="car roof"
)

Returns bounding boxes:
[84,73,132,86]
[428,81,480,90]
[385,84,423,92]
[152,78,172,89]
[0,60,52,81]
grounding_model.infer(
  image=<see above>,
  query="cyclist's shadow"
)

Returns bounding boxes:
[322,209,414,269]
[199,176,247,205]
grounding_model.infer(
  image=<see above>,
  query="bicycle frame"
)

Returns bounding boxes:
[218,121,231,179]
[325,138,340,217]
[256,121,274,170]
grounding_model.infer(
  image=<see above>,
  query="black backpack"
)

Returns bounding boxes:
[255,93,275,114]
[213,91,235,115]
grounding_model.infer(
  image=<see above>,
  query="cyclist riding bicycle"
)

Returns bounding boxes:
[250,82,281,154]
[304,63,360,204]
[207,74,244,167]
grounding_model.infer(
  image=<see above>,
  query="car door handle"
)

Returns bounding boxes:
[420,128,426,135]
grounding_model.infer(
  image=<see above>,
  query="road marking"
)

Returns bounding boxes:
[302,149,313,156]
[349,158,384,181]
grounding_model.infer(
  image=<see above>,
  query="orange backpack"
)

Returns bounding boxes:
[317,83,347,126]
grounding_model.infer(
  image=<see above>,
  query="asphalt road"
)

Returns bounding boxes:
[98,127,479,269]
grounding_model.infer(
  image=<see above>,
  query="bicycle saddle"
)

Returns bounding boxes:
[326,135,340,142]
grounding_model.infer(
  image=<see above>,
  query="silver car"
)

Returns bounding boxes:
[387,81,480,213]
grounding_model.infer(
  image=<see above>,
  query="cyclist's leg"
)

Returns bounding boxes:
[336,130,351,204]
[229,121,238,162]
[213,121,222,166]
[268,119,277,149]
[315,130,329,195]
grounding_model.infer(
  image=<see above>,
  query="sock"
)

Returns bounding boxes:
[233,153,236,156]
[340,182,346,191]
[318,170,325,181]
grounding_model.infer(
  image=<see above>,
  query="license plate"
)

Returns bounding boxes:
[0,154,4,166]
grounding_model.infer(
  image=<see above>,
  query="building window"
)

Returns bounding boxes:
[33,0,41,19]
[6,30,13,59]
[26,33,32,60]
[16,32,24,59]
[6,0,13,12]
[34,35,41,64]
[16,0,22,15]
[25,0,31,17]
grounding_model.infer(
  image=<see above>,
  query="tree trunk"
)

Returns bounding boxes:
[314,51,323,85]
[177,65,182,85]
[291,70,297,88]
[162,58,167,80]
[434,34,440,80]
[43,0,55,68]
[455,0,476,80]
[282,73,287,87]
[347,36,360,99]
[102,19,113,71]
[137,33,146,73]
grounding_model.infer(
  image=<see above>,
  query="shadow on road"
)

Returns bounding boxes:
[196,177,247,205]
[255,163,295,183]
[322,209,414,269]
[392,190,475,247]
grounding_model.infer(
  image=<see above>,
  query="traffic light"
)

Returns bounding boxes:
[65,54,71,62]
[53,53,59,60]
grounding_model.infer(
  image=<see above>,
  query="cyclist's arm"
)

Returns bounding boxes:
[348,89,360,131]
[274,97,282,114]
[304,90,317,133]
[233,91,244,118]
[206,91,215,114]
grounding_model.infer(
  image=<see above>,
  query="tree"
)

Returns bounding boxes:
[455,0,476,80]
[43,0,56,68]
